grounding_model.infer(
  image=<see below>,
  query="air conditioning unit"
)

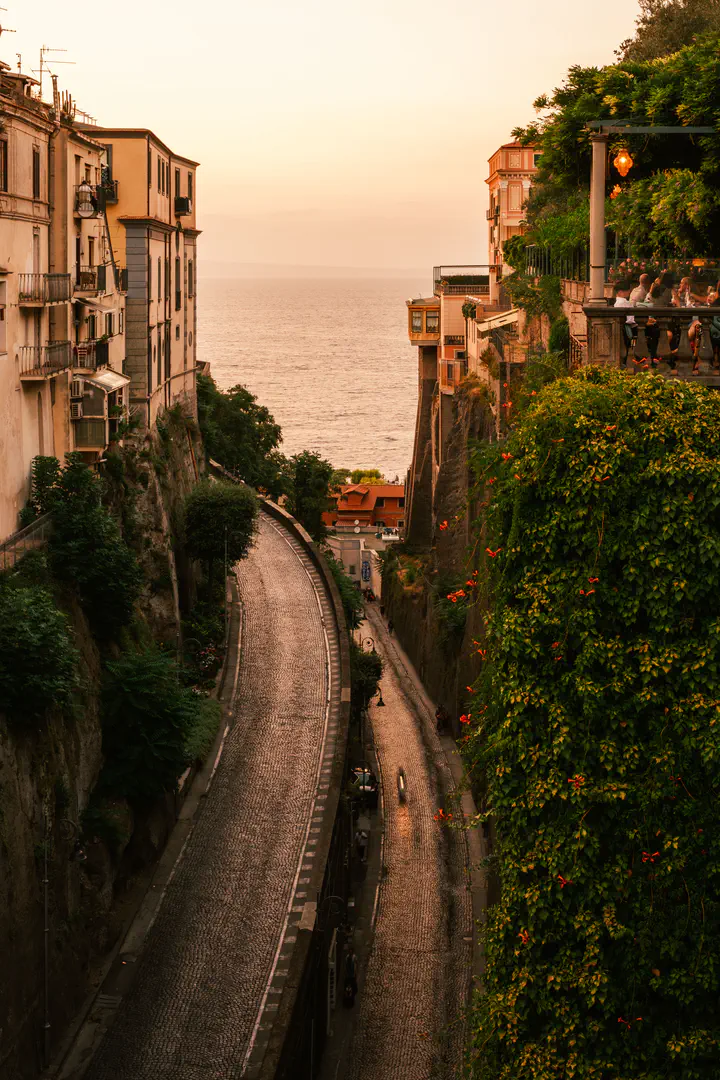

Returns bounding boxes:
[70,379,84,399]
[70,402,84,420]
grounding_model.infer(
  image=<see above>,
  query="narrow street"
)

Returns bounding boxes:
[81,512,342,1080]
[344,609,473,1080]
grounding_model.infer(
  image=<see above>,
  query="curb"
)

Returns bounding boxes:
[48,578,243,1080]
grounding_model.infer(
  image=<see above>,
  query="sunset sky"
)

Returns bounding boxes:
[10,0,639,272]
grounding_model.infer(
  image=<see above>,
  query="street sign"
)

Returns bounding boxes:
[361,562,371,582]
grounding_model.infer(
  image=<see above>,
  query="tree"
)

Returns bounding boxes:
[102,649,220,804]
[184,481,258,579]
[196,374,287,498]
[349,469,385,485]
[286,450,333,542]
[0,582,78,719]
[329,468,351,491]
[47,455,142,638]
[512,38,720,257]
[617,0,720,61]
[464,368,720,1079]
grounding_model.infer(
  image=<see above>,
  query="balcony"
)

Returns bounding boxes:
[74,183,101,218]
[72,339,110,371]
[99,179,118,204]
[433,265,491,296]
[485,208,499,221]
[74,264,107,295]
[444,335,465,347]
[19,341,72,380]
[18,273,72,306]
[582,306,720,385]
[439,359,467,393]
[174,195,192,217]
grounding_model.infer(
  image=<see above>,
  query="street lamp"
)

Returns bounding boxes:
[586,119,715,306]
[376,688,385,707]
[362,636,375,653]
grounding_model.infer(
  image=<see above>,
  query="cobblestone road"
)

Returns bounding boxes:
[85,512,338,1080]
[346,614,472,1080]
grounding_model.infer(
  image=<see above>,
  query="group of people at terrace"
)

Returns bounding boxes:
[613,272,720,373]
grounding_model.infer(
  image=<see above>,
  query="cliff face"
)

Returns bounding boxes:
[0,417,202,1080]
[385,378,494,726]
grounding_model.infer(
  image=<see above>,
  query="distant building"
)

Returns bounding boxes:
[323,483,406,531]
[486,141,538,297]
[76,123,199,429]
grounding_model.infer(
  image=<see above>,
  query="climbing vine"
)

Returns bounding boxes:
[463,367,720,1078]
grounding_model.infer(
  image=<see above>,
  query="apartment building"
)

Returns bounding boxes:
[76,125,199,428]
[0,64,63,538]
[486,141,538,298]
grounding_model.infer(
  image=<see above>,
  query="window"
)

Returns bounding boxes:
[187,171,193,202]
[32,147,41,199]
[398,497,405,508]
[175,168,181,198]
[84,164,92,182]
[533,153,542,168]
[375,498,385,507]
[105,312,114,337]
[349,565,356,576]
[87,313,97,340]
[411,310,422,333]
[165,258,170,298]
[398,519,405,528]
[88,236,95,268]
[157,257,162,298]
[375,521,385,528]
[0,140,7,192]
[157,155,162,191]
[175,256,181,310]
[148,150,152,187]
[425,310,439,333]
[119,309,124,334]
[148,255,152,299]
[175,324,180,340]
[187,260,194,298]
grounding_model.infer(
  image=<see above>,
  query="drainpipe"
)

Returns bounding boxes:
[42,810,51,1067]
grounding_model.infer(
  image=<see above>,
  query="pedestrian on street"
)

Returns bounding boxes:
[355,828,368,862]
[387,618,394,635]
[343,950,358,1008]
[380,604,385,617]
[435,705,448,734]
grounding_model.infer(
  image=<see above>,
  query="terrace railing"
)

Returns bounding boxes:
[18,273,72,305]
[583,305,720,382]
[0,513,52,570]
[19,341,72,378]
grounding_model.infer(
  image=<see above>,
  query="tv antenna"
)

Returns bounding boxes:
[0,7,17,39]
[34,45,75,99]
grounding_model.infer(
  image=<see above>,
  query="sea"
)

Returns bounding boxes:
[197,276,425,482]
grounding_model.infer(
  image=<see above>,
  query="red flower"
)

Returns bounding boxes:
[438,520,449,531]
[501,452,513,461]
[568,775,585,791]
[518,929,529,945]
[588,577,599,583]
[486,547,502,557]
[641,851,660,864]
[558,874,573,888]
[459,714,471,724]
[466,685,473,692]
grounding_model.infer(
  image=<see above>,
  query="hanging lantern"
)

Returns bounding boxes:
[613,148,633,178]
[610,184,622,200]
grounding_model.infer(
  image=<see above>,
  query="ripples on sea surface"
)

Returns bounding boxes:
[198,277,423,481]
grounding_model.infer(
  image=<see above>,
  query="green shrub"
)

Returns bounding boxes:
[0,582,77,718]
[183,696,222,761]
[324,551,364,630]
[464,367,720,1079]
[548,315,570,355]
[184,480,258,577]
[287,450,334,542]
[102,648,217,804]
[350,642,383,721]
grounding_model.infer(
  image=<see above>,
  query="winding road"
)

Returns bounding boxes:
[83,511,342,1080]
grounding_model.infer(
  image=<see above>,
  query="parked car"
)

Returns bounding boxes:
[351,765,379,809]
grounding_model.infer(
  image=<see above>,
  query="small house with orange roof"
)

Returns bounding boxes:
[323,483,406,531]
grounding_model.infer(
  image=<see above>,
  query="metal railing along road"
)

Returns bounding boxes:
[19,341,72,377]
[18,273,72,304]
[0,513,52,570]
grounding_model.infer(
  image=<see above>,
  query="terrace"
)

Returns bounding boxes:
[433,265,491,297]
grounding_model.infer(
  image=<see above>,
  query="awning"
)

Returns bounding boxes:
[84,368,130,393]
[71,296,107,309]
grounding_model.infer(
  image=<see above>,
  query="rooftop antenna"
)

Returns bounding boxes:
[0,7,17,40]
[34,45,74,99]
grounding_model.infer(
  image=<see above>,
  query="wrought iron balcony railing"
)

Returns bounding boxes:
[19,341,72,379]
[18,273,72,305]
[583,305,720,382]
[444,335,465,346]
